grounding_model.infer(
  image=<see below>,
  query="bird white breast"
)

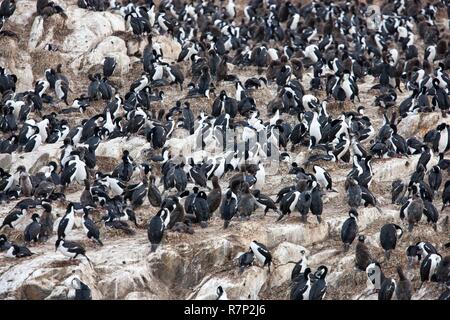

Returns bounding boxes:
[439,129,448,154]
[342,79,353,100]
[82,219,89,235]
[31,134,42,152]
[289,191,301,212]
[63,214,75,235]
[73,160,87,183]
[235,86,244,101]
[153,66,164,81]
[106,178,123,196]
[226,1,235,18]
[254,165,265,190]
[427,46,436,62]
[309,114,322,141]
[429,254,441,276]
[55,81,65,99]
[290,14,300,31]
[250,242,267,265]
[12,211,27,227]
[158,16,168,31]
[5,246,15,258]
[314,167,327,187]
[305,45,318,63]
[58,244,76,258]
[37,119,50,142]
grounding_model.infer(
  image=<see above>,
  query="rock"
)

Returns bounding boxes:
[29,153,50,175]
[96,267,151,299]
[308,249,339,266]
[9,0,36,26]
[62,8,125,71]
[79,36,130,75]
[333,271,368,290]
[272,242,308,265]
[148,238,235,288]
[29,16,45,49]
[266,222,329,248]
[397,113,444,137]
[18,282,52,300]
[10,143,61,175]
[45,286,68,300]
[95,137,149,161]
[153,35,182,61]
[0,38,34,92]
[373,156,419,182]
[267,242,309,288]
[0,154,12,171]
[328,208,398,238]
[195,267,268,300]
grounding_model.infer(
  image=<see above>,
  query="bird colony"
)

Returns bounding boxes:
[0,0,449,300]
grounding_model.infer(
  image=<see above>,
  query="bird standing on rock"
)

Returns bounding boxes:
[341,209,359,252]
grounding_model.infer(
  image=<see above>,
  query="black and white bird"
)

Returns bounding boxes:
[290,268,312,300]
[57,203,76,240]
[250,240,272,273]
[309,266,328,300]
[103,57,116,78]
[366,262,387,293]
[341,209,358,252]
[220,189,237,229]
[0,206,28,230]
[67,276,92,300]
[420,253,442,288]
[55,239,92,266]
[380,223,403,260]
[238,249,254,273]
[24,213,41,243]
[313,165,335,192]
[148,208,170,252]
[82,207,103,246]
[5,244,33,258]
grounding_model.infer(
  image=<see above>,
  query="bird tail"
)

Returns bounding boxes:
[408,223,414,232]
[276,214,284,222]
[384,250,391,261]
[97,239,104,246]
[223,220,230,229]
[375,205,383,214]
[316,215,322,224]
[150,243,159,253]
